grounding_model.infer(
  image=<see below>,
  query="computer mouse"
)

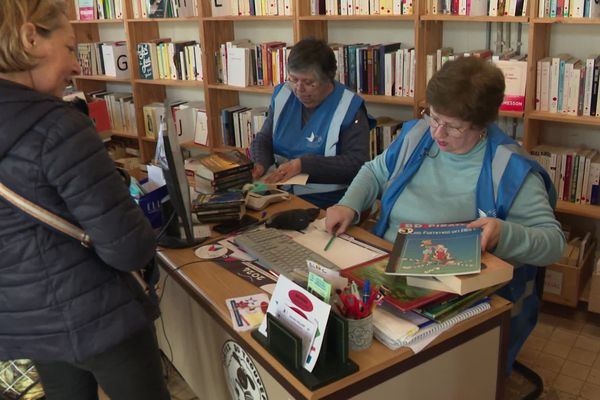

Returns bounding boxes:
[265,208,320,231]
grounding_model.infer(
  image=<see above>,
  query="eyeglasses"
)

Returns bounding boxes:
[422,109,471,138]
[286,76,319,89]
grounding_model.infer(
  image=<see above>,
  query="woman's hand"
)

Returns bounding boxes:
[467,217,503,252]
[263,159,301,183]
[325,205,357,235]
[252,164,265,180]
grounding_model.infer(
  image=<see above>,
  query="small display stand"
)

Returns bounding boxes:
[251,312,359,390]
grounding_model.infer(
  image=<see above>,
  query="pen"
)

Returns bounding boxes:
[324,233,336,251]
[362,279,371,305]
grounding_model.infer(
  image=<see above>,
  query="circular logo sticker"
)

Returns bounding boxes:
[194,244,228,259]
[222,340,268,400]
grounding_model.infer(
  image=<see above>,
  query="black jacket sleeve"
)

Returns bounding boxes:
[40,107,156,271]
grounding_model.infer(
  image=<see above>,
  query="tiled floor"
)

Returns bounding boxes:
[505,302,600,400]
[98,302,600,400]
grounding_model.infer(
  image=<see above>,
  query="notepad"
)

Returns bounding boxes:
[373,301,491,351]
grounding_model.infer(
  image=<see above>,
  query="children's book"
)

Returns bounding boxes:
[406,252,513,295]
[385,223,481,277]
[225,294,269,332]
[191,150,253,180]
[341,256,451,312]
[192,191,246,211]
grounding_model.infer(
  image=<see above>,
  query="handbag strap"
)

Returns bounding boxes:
[0,182,91,247]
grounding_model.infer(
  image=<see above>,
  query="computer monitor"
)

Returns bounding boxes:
[157,101,201,248]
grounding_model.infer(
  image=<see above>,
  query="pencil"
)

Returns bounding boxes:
[324,234,336,251]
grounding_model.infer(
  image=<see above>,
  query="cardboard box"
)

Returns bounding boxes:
[588,258,600,313]
[543,241,596,307]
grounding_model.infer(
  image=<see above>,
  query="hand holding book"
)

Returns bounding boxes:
[466,217,503,252]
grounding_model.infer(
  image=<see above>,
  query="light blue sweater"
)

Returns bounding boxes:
[339,138,564,266]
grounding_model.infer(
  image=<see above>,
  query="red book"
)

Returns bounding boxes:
[341,255,452,312]
[87,99,111,133]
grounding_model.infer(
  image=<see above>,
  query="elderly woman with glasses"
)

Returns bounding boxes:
[326,56,565,373]
[250,37,375,209]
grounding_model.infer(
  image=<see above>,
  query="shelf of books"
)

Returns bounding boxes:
[555,201,600,219]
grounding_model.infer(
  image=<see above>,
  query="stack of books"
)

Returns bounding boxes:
[192,192,247,223]
[186,150,253,194]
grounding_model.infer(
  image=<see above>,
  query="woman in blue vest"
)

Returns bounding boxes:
[326,56,565,372]
[250,38,375,209]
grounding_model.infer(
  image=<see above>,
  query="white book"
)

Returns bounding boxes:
[583,55,600,116]
[572,0,585,16]
[539,57,552,112]
[459,0,467,14]
[210,0,232,16]
[409,48,416,97]
[174,105,195,144]
[495,60,527,112]
[561,57,578,114]
[470,0,488,15]
[393,0,403,14]
[536,59,542,111]
[193,108,209,146]
[227,46,251,87]
[403,48,412,97]
[395,49,403,97]
[385,52,396,96]
[426,53,436,86]
[490,0,499,15]
[590,0,600,17]
[567,62,583,116]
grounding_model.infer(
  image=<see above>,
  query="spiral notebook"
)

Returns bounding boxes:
[374,300,491,351]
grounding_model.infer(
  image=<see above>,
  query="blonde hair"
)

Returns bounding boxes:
[0,0,68,73]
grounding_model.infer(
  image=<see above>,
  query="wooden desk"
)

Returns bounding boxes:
[155,198,511,400]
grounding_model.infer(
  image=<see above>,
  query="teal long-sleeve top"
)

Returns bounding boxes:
[338,138,565,266]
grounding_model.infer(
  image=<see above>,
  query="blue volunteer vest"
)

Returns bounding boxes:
[373,119,557,371]
[271,81,370,196]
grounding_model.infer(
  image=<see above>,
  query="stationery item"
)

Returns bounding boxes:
[307,272,332,303]
[306,260,348,292]
[225,294,269,332]
[344,313,374,352]
[372,307,419,347]
[416,285,500,323]
[194,244,228,259]
[341,256,450,312]
[324,233,336,251]
[386,223,481,277]
[258,275,331,372]
[374,301,491,351]
[406,253,514,295]
[290,219,387,269]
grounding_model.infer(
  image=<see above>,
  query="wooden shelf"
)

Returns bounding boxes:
[499,110,524,118]
[527,111,600,126]
[70,19,123,24]
[298,15,417,21]
[134,79,203,88]
[140,136,157,143]
[126,17,200,23]
[207,84,275,95]
[111,130,139,140]
[359,94,415,106]
[74,75,131,83]
[420,15,528,22]
[530,17,600,24]
[555,200,600,219]
[203,16,293,21]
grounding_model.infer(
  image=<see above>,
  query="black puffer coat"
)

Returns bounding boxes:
[0,79,157,362]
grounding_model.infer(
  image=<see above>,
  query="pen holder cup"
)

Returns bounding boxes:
[345,313,373,352]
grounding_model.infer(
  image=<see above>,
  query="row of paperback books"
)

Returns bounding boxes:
[185,150,254,195]
[220,105,268,148]
[369,117,403,159]
[192,191,247,223]
[311,0,414,15]
[75,0,123,20]
[535,54,600,117]
[330,42,415,97]
[530,145,600,205]
[211,0,292,16]
[131,0,198,18]
[429,0,528,16]
[136,39,203,81]
[425,48,527,112]
[77,41,129,79]
[86,90,135,134]
[142,101,208,146]
[538,0,600,17]
[217,40,289,88]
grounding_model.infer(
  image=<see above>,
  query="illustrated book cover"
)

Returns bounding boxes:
[386,223,482,277]
[225,293,269,332]
[341,256,451,312]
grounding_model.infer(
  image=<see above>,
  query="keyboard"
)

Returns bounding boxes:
[233,228,339,280]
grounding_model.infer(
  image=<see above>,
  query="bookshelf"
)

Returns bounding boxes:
[67,0,600,222]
